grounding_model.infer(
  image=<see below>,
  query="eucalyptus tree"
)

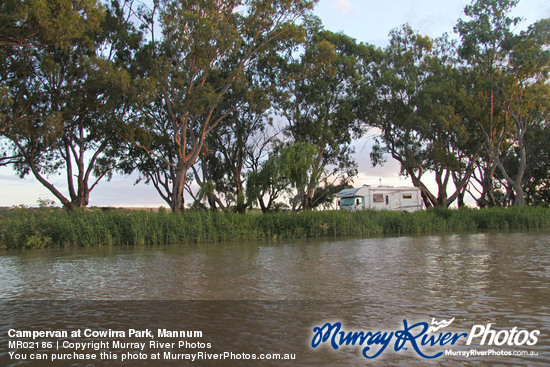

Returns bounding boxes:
[277,24,376,210]
[371,25,481,208]
[495,19,549,205]
[522,121,550,204]
[455,0,549,205]
[1,0,103,166]
[189,58,279,213]
[128,0,316,212]
[0,0,140,209]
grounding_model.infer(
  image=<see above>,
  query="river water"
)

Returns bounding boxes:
[0,230,549,365]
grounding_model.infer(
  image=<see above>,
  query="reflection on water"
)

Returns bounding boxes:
[1,231,548,303]
[0,231,549,365]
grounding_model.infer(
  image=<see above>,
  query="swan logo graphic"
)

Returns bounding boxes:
[427,317,455,333]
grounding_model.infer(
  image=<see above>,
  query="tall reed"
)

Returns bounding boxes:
[0,206,549,249]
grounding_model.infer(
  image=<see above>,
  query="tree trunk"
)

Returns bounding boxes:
[172,167,187,213]
[513,130,527,206]
[234,176,246,213]
[479,160,497,208]
[302,193,313,211]
[258,197,268,213]
[457,191,465,208]
[513,181,525,206]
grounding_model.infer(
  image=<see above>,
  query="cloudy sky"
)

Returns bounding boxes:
[316,0,548,45]
[1,0,548,207]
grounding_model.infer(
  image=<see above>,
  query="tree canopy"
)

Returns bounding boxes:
[1,0,140,209]
[1,0,548,210]
[124,0,317,212]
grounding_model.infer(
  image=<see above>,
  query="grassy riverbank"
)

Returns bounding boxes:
[1,206,549,249]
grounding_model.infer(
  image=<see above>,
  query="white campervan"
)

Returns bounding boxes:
[337,185,423,212]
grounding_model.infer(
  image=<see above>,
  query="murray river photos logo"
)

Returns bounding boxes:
[310,317,540,359]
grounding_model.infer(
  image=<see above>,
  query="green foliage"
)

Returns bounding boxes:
[126,0,317,212]
[371,24,481,208]
[246,150,286,213]
[246,142,320,211]
[36,197,56,208]
[1,0,141,209]
[311,182,352,209]
[523,122,550,205]
[1,206,549,249]
[1,0,549,212]
[276,24,374,209]
[455,0,550,206]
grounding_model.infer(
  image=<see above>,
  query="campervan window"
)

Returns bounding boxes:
[403,193,412,199]
[373,193,384,202]
[339,197,355,206]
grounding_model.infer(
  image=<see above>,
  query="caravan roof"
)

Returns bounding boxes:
[337,188,361,197]
[337,186,421,198]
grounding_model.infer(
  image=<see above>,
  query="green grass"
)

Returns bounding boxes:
[0,206,549,249]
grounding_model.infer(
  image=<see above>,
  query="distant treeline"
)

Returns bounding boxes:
[1,206,549,249]
[1,0,548,213]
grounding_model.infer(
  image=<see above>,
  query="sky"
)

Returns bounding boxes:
[316,0,549,46]
[1,0,549,207]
